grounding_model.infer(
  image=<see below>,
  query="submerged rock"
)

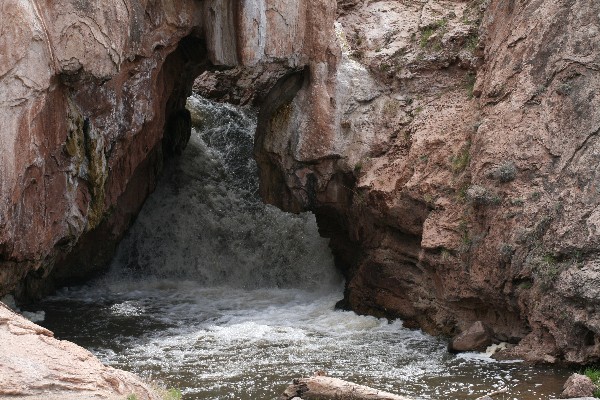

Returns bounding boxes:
[0,302,160,399]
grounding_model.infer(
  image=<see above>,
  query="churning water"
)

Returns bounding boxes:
[32,96,569,399]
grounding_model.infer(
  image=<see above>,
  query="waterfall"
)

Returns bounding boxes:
[107,95,340,290]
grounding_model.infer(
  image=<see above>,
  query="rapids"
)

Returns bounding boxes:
[31,96,569,399]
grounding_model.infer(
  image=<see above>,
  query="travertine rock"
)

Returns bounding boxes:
[0,302,159,399]
[254,0,600,364]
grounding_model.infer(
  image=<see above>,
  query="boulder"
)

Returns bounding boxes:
[0,302,160,399]
[561,374,597,399]
[449,321,493,353]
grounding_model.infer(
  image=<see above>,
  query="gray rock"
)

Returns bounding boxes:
[561,374,596,399]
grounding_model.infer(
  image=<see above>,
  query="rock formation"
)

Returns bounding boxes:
[2,0,600,367]
[252,0,600,364]
[0,0,336,299]
[0,302,160,399]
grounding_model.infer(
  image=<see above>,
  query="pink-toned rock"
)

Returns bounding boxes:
[254,0,600,365]
[449,321,493,353]
[0,0,338,301]
[561,374,596,399]
[0,302,159,399]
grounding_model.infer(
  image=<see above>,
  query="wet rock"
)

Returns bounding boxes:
[0,302,159,399]
[449,321,494,353]
[561,374,596,399]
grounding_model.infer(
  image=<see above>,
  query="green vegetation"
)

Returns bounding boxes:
[440,248,452,262]
[126,395,138,400]
[499,243,514,261]
[379,62,390,72]
[491,161,517,183]
[457,184,469,202]
[542,253,557,266]
[420,19,448,48]
[466,185,501,206]
[533,252,561,290]
[583,368,600,398]
[465,73,477,99]
[466,33,479,51]
[510,197,525,206]
[65,96,108,231]
[163,388,183,400]
[354,162,363,174]
[382,98,401,116]
[530,191,542,201]
[451,144,471,174]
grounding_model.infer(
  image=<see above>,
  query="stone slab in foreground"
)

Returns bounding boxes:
[0,302,159,399]
[280,376,411,400]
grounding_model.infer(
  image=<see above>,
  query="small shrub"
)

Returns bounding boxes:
[126,395,138,400]
[499,243,515,261]
[420,19,448,48]
[466,33,479,51]
[490,162,517,183]
[451,147,471,173]
[466,185,487,202]
[379,62,390,72]
[530,191,542,201]
[440,248,452,262]
[465,73,477,99]
[354,162,363,173]
[534,253,561,290]
[556,82,573,96]
[164,388,183,400]
[583,368,600,398]
[510,197,525,206]
[542,253,557,265]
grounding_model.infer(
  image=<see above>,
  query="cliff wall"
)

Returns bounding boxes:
[255,0,600,364]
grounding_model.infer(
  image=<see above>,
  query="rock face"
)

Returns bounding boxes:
[0,302,159,399]
[253,0,600,364]
[0,0,336,300]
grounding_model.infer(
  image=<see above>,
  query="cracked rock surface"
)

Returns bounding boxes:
[254,0,600,364]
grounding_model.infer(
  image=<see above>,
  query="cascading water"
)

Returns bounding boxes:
[31,96,569,400]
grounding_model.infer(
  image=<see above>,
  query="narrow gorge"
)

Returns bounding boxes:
[1,0,600,399]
